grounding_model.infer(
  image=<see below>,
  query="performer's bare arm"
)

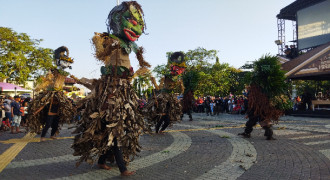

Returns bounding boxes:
[33,104,47,115]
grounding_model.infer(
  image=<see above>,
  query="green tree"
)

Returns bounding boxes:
[152,64,168,80]
[193,57,243,97]
[133,73,153,98]
[0,27,54,84]
[153,47,245,97]
[291,80,330,98]
[185,47,218,70]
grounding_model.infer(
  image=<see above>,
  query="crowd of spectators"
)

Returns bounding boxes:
[193,94,248,116]
[0,95,31,133]
[284,45,299,59]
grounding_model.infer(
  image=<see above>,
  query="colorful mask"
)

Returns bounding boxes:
[169,52,186,76]
[108,1,145,42]
[54,46,73,70]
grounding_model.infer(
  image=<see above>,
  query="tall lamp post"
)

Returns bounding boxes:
[14,87,17,96]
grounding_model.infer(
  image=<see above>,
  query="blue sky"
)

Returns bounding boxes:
[0,0,295,79]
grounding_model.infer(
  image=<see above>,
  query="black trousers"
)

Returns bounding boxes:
[198,105,204,113]
[244,115,273,138]
[98,138,127,173]
[205,107,211,115]
[155,115,170,133]
[181,109,192,120]
[214,105,221,115]
[41,115,59,137]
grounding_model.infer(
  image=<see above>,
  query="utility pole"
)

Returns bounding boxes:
[117,0,120,5]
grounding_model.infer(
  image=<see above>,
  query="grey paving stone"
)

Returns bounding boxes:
[0,113,330,180]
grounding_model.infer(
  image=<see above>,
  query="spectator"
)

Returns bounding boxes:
[238,96,244,114]
[1,117,11,131]
[293,96,300,111]
[290,45,299,59]
[197,97,204,113]
[0,98,5,120]
[11,95,22,134]
[214,97,222,115]
[204,96,211,116]
[224,96,229,113]
[301,90,312,110]
[3,98,13,129]
[20,101,28,127]
[243,97,248,114]
[284,45,291,58]
[228,98,233,113]
[210,99,214,116]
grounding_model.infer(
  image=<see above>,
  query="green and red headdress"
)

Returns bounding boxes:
[107,1,146,42]
[169,52,186,76]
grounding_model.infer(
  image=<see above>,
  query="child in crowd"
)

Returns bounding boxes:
[210,101,214,116]
[1,117,11,131]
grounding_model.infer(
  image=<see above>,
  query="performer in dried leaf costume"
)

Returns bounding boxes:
[27,46,75,141]
[71,1,150,176]
[144,52,185,133]
[238,55,291,140]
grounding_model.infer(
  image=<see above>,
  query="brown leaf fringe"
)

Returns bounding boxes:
[26,91,76,134]
[248,84,283,124]
[143,92,182,127]
[72,77,151,166]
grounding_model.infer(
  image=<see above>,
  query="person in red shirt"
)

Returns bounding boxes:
[2,117,11,131]
[197,97,204,113]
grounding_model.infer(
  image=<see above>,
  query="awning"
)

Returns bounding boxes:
[0,82,32,93]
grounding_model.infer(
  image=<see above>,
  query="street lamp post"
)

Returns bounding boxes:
[14,87,17,96]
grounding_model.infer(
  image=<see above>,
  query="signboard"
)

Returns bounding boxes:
[319,53,330,70]
[294,51,330,77]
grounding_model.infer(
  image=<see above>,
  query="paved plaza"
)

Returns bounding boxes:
[0,113,329,180]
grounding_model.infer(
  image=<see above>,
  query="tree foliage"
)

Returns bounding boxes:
[133,73,153,98]
[291,80,330,99]
[152,64,168,80]
[153,47,244,97]
[0,27,54,84]
[182,69,200,94]
[194,60,243,97]
[185,47,217,70]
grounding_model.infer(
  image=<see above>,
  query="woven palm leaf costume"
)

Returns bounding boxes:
[238,55,290,140]
[72,1,151,166]
[27,46,76,134]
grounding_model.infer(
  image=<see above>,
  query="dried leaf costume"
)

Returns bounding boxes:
[238,55,291,140]
[26,46,75,134]
[143,52,185,129]
[72,1,150,166]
